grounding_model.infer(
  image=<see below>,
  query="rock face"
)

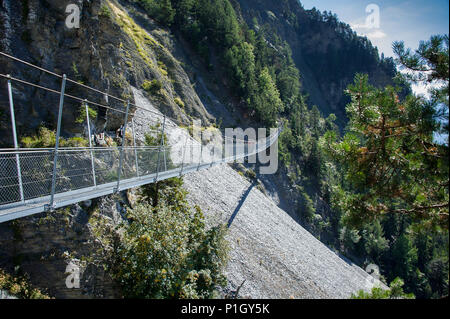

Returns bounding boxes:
[0,0,214,146]
[236,0,400,127]
[0,195,126,298]
[183,164,382,298]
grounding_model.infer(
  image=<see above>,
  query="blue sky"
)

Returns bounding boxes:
[299,0,449,59]
[300,1,448,144]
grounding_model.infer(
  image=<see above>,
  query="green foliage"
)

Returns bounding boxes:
[174,97,185,108]
[299,8,400,124]
[393,35,449,85]
[225,42,256,98]
[137,0,175,26]
[144,122,167,147]
[351,277,415,299]
[391,234,418,280]
[75,103,98,124]
[60,137,89,147]
[21,127,56,148]
[299,190,315,223]
[326,71,448,229]
[322,36,449,299]
[99,4,112,18]
[393,35,449,141]
[21,127,88,148]
[252,67,283,126]
[277,125,294,166]
[361,220,389,263]
[108,178,229,299]
[142,79,162,94]
[0,269,51,299]
[339,226,361,254]
[145,0,301,127]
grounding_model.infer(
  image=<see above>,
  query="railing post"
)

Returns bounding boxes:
[234,136,238,162]
[132,118,139,177]
[155,114,166,182]
[197,141,203,171]
[115,100,130,193]
[162,119,167,172]
[7,75,24,203]
[179,135,188,176]
[48,74,66,211]
[256,135,259,155]
[85,99,96,187]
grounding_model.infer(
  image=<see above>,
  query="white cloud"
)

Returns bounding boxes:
[350,22,369,29]
[366,30,387,39]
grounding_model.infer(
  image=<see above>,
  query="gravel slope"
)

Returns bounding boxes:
[130,86,382,298]
[183,164,382,299]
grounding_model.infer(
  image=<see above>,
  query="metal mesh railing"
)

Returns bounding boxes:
[0,50,281,222]
[0,128,280,209]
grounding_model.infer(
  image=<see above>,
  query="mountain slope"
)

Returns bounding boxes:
[0,0,386,298]
[235,0,401,127]
[184,164,382,298]
[129,86,383,298]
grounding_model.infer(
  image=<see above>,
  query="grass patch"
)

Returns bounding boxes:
[174,97,185,108]
[108,1,163,68]
[142,79,162,94]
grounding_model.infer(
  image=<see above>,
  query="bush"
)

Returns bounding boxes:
[351,277,415,299]
[60,137,89,147]
[0,269,50,299]
[174,97,185,108]
[99,4,111,19]
[21,127,56,148]
[107,178,229,299]
[75,103,98,124]
[142,79,162,94]
[21,127,88,148]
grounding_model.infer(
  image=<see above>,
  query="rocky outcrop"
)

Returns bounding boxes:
[0,195,126,298]
[0,0,214,146]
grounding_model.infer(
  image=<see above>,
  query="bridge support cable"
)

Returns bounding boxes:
[0,129,281,223]
[132,118,139,178]
[155,114,166,182]
[85,99,97,187]
[0,51,283,223]
[6,75,24,203]
[115,101,130,193]
[48,74,67,211]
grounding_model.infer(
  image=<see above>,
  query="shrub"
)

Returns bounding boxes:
[21,126,88,148]
[99,4,111,19]
[158,61,168,76]
[142,79,162,94]
[351,277,415,299]
[174,97,185,108]
[60,137,89,147]
[75,103,98,124]
[21,127,55,148]
[0,269,51,299]
[107,178,229,299]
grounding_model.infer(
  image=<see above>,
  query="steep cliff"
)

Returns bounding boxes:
[235,0,401,127]
[0,0,216,147]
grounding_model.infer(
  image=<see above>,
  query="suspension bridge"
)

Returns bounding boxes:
[0,52,281,223]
